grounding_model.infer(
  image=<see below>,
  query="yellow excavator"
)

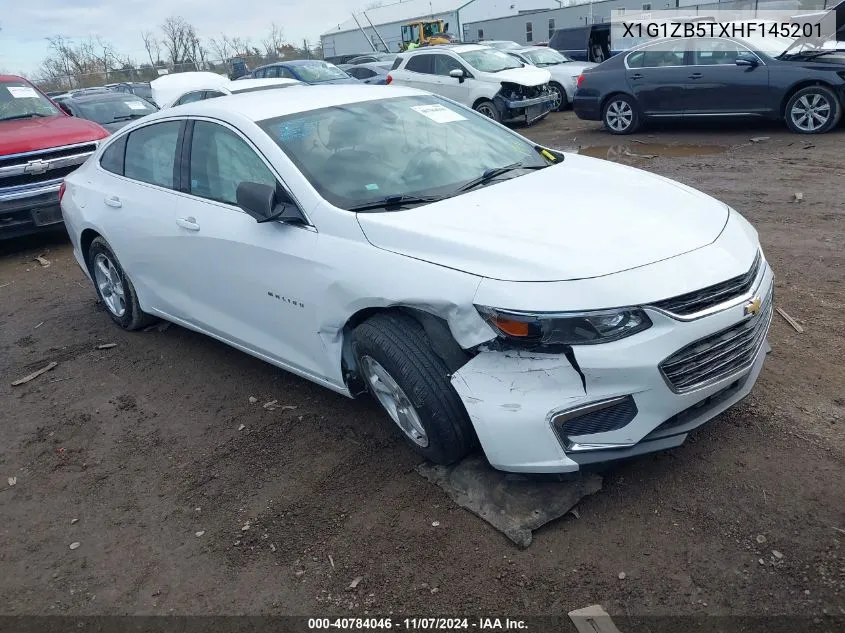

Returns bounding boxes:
[400,20,457,50]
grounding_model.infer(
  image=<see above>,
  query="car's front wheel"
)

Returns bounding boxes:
[784,86,841,134]
[549,82,567,112]
[88,237,155,331]
[352,313,475,465]
[473,99,501,123]
[602,94,640,134]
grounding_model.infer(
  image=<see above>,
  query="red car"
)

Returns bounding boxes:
[1,75,109,239]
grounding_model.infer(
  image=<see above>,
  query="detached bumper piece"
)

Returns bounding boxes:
[497,83,555,125]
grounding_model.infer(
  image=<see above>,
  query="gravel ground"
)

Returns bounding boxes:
[1,112,843,624]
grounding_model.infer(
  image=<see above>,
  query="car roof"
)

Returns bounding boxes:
[0,74,30,83]
[229,78,300,92]
[512,46,550,53]
[146,84,427,122]
[406,44,487,55]
[355,62,392,71]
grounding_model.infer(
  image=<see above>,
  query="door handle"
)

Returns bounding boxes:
[630,73,643,79]
[176,217,200,231]
[104,196,122,208]
[688,72,703,79]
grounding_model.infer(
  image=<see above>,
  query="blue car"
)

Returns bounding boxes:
[251,60,359,85]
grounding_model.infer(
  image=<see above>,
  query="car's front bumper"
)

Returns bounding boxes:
[451,263,775,473]
[0,180,65,239]
[499,94,556,125]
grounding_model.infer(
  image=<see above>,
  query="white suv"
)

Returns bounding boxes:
[387,45,555,124]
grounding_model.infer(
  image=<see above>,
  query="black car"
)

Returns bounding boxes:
[111,82,154,104]
[56,92,158,132]
[573,35,845,134]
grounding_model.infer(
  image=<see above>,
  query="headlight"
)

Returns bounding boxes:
[476,306,652,346]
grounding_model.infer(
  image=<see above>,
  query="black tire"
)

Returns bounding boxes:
[473,99,501,123]
[602,94,641,135]
[87,237,156,331]
[784,85,841,134]
[549,82,567,112]
[352,313,475,465]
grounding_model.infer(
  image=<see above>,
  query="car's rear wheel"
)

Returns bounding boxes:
[549,82,567,112]
[352,313,475,465]
[88,237,155,331]
[474,99,501,122]
[784,86,840,134]
[602,94,640,134]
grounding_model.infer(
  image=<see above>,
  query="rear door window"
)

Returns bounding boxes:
[405,55,434,74]
[100,135,127,175]
[124,121,181,189]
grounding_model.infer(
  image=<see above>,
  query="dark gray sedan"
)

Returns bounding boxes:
[56,92,158,133]
[573,35,845,134]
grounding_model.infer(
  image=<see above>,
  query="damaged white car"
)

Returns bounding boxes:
[60,85,774,473]
[387,45,556,124]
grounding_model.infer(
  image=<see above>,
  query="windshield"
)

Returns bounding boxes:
[258,95,549,210]
[0,80,61,121]
[132,84,153,100]
[459,48,523,72]
[292,62,349,82]
[74,97,157,124]
[523,48,571,65]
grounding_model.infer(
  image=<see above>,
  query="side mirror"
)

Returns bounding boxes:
[735,52,759,67]
[449,68,466,82]
[236,182,306,225]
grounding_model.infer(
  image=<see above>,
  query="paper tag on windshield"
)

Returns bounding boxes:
[125,101,146,110]
[7,86,40,99]
[411,104,466,123]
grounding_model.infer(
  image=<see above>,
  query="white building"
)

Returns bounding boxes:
[320,0,561,59]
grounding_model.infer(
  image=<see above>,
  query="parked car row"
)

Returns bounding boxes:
[57,83,775,474]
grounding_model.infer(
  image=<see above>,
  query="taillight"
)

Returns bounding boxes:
[58,181,66,204]
[576,74,585,89]
[386,74,393,85]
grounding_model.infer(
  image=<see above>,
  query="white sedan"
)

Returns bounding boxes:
[60,85,774,473]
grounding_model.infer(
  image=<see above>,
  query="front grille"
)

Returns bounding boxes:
[652,251,762,317]
[553,396,638,441]
[0,144,98,170]
[659,286,773,393]
[0,165,78,188]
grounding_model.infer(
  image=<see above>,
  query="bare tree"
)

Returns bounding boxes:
[160,15,196,66]
[38,35,125,88]
[141,30,161,67]
[209,35,233,62]
[261,23,285,60]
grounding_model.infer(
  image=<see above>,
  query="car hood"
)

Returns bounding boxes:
[483,66,551,86]
[356,154,730,282]
[546,61,597,80]
[0,115,108,155]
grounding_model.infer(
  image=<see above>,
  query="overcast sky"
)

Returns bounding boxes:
[0,0,359,76]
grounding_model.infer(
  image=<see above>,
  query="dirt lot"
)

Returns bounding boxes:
[1,113,843,625]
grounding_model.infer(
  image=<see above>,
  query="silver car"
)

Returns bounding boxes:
[507,46,597,110]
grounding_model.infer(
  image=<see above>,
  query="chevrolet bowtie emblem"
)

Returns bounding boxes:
[23,159,50,175]
[744,296,762,316]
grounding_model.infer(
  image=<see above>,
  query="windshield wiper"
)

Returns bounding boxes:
[0,112,52,121]
[456,162,548,193]
[112,113,148,121]
[347,194,444,212]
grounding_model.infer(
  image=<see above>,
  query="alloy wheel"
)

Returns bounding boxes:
[549,85,563,110]
[476,104,497,119]
[360,355,429,447]
[93,253,126,317]
[790,93,831,132]
[605,99,633,132]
